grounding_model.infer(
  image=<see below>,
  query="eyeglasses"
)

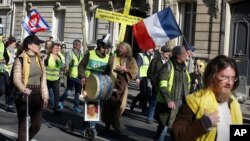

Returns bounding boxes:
[217,75,238,82]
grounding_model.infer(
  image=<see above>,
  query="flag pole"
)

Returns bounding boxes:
[181,34,191,50]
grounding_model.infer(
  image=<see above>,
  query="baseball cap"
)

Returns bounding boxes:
[172,46,186,57]
[161,46,171,52]
[23,35,44,47]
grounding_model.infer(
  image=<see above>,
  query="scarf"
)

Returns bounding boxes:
[22,51,42,86]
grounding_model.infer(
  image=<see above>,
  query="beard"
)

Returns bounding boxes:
[117,50,126,57]
[96,49,106,57]
[214,92,231,103]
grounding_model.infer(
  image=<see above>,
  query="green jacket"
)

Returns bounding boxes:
[158,59,191,104]
[155,58,191,127]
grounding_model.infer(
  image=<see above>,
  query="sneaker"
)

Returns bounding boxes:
[73,107,82,113]
[146,119,153,124]
[58,102,64,110]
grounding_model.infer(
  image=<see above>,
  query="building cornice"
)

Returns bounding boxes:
[0,6,11,9]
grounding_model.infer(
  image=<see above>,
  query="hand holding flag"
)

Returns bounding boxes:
[133,7,182,51]
[21,9,50,35]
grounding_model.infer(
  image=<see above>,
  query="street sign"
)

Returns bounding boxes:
[95,0,143,42]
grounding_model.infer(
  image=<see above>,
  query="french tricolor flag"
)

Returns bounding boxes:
[133,7,182,51]
[21,9,50,35]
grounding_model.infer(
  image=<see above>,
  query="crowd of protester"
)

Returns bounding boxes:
[0,34,243,141]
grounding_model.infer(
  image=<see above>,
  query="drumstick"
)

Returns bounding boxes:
[80,84,87,99]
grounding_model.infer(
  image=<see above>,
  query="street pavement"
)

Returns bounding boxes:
[0,84,159,141]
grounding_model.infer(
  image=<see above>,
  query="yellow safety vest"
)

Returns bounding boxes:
[58,51,65,64]
[46,54,61,81]
[0,41,5,73]
[139,53,151,77]
[85,50,109,77]
[69,50,83,78]
[157,61,191,103]
[5,50,13,74]
[0,41,4,60]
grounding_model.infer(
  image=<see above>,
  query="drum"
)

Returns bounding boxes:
[84,74,113,100]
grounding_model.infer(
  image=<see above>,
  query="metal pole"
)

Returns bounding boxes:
[80,0,87,54]
[26,95,29,141]
[182,35,191,50]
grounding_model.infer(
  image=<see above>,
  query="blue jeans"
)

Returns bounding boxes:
[47,80,60,108]
[48,88,54,107]
[59,77,82,108]
[155,123,172,141]
[140,78,151,112]
[147,86,157,121]
[83,121,97,129]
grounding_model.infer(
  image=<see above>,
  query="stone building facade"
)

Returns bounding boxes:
[0,0,12,37]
